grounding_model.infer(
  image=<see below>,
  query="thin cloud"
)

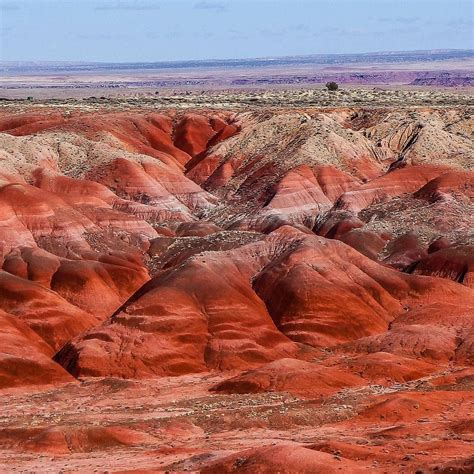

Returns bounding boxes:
[0,26,14,38]
[193,30,215,39]
[317,25,415,38]
[69,32,132,41]
[228,28,249,40]
[193,1,227,12]
[0,1,20,11]
[289,24,311,32]
[259,28,287,38]
[446,18,472,30]
[95,1,160,11]
[378,16,421,24]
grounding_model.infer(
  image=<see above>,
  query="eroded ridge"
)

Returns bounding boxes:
[0,104,472,472]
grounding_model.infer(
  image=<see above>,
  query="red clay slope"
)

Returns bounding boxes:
[0,107,472,472]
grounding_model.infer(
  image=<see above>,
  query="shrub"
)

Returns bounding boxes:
[325,81,339,91]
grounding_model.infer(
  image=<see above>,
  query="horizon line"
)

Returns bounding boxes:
[1,48,473,66]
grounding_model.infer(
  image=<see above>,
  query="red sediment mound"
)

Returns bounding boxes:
[310,438,474,473]
[212,358,365,397]
[174,113,237,158]
[252,231,406,348]
[31,170,158,242]
[391,301,473,332]
[102,113,191,166]
[0,112,66,135]
[428,236,452,254]
[414,170,474,202]
[201,444,367,473]
[348,324,462,362]
[428,367,474,387]
[337,229,387,260]
[341,352,437,384]
[2,246,149,319]
[353,391,470,423]
[383,232,427,270]
[2,246,61,287]
[0,111,238,170]
[336,165,451,212]
[0,180,155,260]
[455,331,474,365]
[0,271,98,351]
[56,226,472,379]
[316,212,365,239]
[341,277,473,362]
[314,165,359,202]
[55,244,300,378]
[413,245,474,287]
[0,425,156,454]
[263,165,331,220]
[33,170,117,204]
[90,157,215,221]
[185,151,230,185]
[208,116,240,144]
[0,182,95,257]
[0,309,74,389]
[50,257,149,318]
[309,440,396,463]
[172,221,222,237]
[56,227,412,377]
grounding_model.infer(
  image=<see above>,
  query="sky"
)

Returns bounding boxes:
[0,0,472,62]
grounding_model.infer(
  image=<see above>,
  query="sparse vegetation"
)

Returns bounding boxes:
[2,88,472,111]
[325,81,339,91]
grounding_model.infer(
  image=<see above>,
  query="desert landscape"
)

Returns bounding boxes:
[1,49,473,99]
[0,75,472,472]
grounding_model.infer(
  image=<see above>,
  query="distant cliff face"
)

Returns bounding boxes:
[410,75,474,87]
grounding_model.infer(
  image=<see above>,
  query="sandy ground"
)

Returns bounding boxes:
[1,55,472,99]
[0,87,473,111]
[0,365,472,472]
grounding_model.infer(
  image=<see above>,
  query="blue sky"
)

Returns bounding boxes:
[0,0,472,62]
